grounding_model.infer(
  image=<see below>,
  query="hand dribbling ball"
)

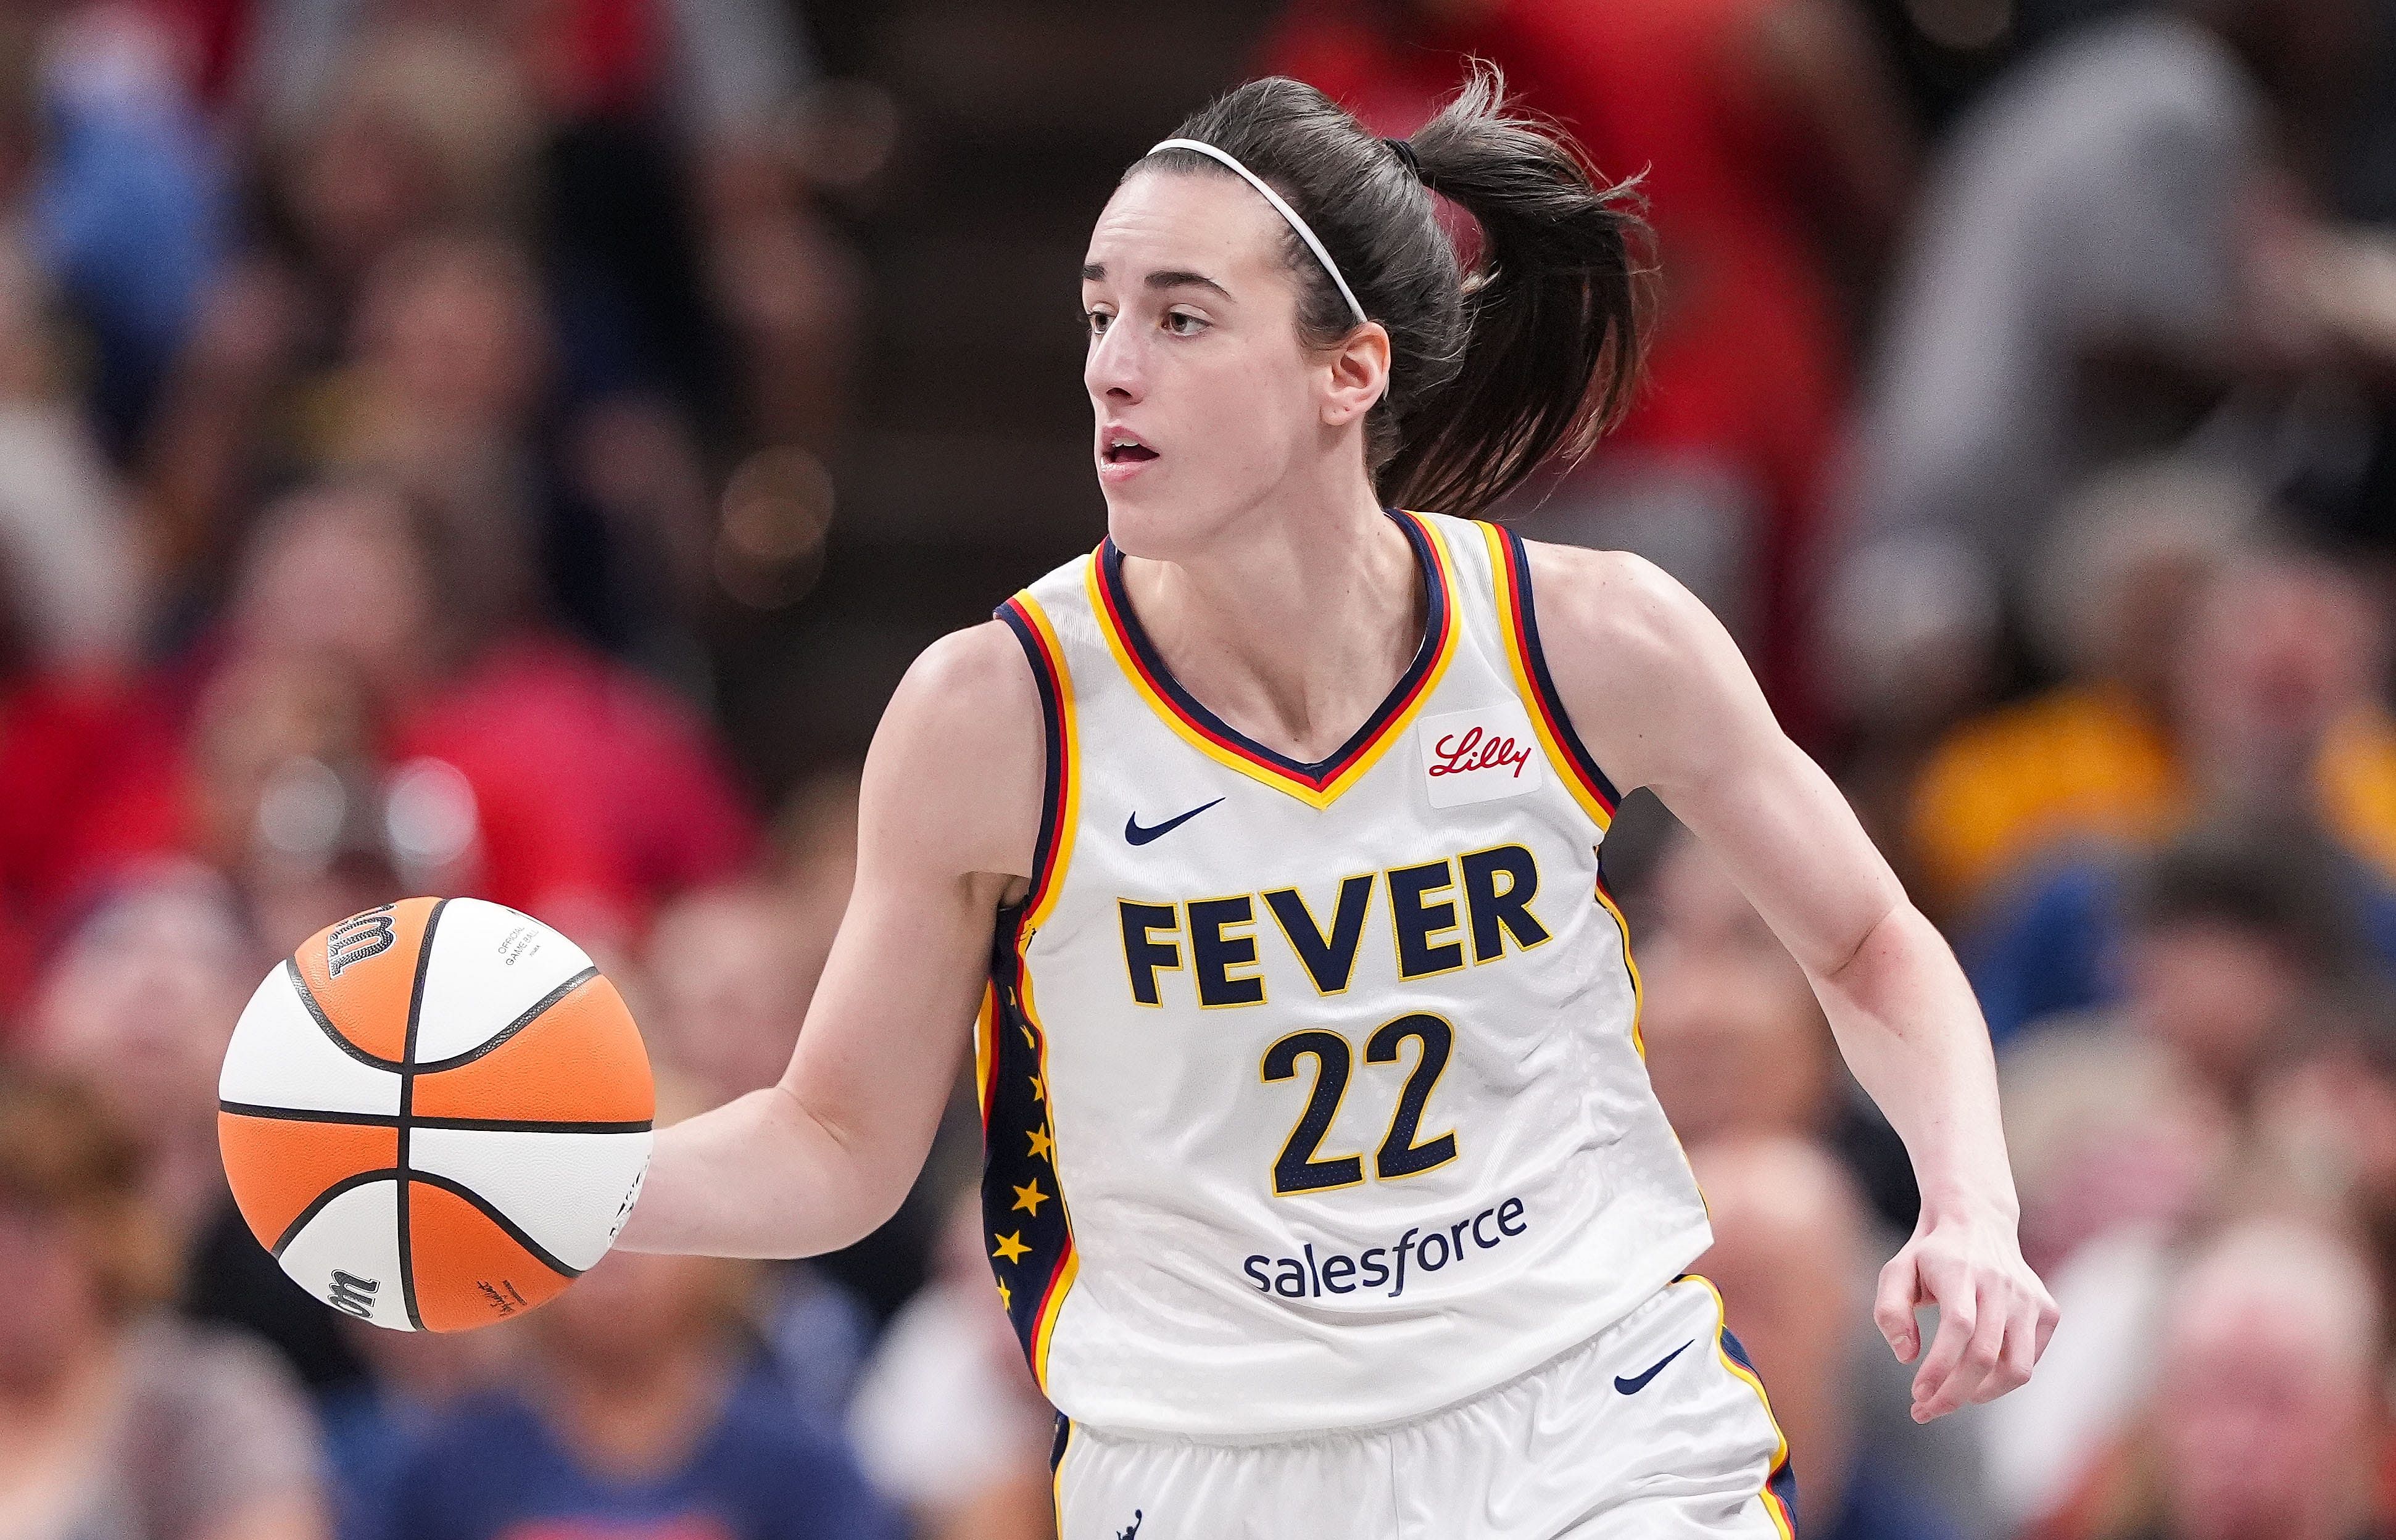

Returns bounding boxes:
[218,898,652,1330]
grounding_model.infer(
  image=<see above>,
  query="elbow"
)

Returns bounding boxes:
[803,1180,916,1261]
[767,1082,918,1258]
[1815,893,1925,995]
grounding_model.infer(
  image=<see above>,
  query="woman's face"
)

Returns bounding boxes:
[0,1199,107,1392]
[35,882,255,1145]
[234,489,437,690]
[534,1245,739,1381]
[1080,168,1380,559]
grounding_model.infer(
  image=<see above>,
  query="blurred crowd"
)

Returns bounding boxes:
[2,0,2395,1538]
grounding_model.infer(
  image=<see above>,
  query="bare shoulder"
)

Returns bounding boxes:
[861,619,1045,887]
[894,619,1043,721]
[1514,541,1715,666]
[1514,539,1772,795]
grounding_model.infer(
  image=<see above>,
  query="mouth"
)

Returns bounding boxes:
[1100,429,1158,468]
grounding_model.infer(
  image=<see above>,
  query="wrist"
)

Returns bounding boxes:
[1916,1181,2020,1230]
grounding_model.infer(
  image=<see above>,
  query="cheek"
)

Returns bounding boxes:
[0,1240,93,1352]
[1180,325,1312,430]
[1206,363,1322,492]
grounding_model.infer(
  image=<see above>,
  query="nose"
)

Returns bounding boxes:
[1084,315,1143,406]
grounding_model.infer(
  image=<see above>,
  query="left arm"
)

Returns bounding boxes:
[1528,542,2058,1420]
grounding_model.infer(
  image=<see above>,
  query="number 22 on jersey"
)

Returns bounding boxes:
[1262,1013,1459,1194]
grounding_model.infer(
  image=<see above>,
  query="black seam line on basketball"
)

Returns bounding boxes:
[407,966,602,1074]
[400,898,447,1082]
[406,1169,589,1279]
[396,897,446,1335]
[271,1169,400,1257]
[283,959,407,1071]
[216,1101,652,1135]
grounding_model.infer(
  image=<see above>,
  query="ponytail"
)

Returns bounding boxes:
[1388,65,1651,517]
[1142,64,1652,520]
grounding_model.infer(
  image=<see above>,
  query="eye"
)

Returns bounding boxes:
[1082,307,1112,336]
[1164,310,1207,336]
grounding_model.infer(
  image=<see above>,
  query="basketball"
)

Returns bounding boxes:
[217,898,653,1332]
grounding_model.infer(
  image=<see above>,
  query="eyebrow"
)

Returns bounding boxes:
[1080,263,1233,302]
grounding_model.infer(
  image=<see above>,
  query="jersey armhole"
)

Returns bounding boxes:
[1478,523,1625,831]
[982,597,1085,1394]
[994,594,1080,927]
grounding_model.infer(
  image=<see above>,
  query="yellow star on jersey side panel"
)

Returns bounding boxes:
[997,1280,1012,1310]
[984,597,1085,1395]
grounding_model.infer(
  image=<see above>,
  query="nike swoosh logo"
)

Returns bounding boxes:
[1614,1339,1693,1394]
[1124,798,1223,845]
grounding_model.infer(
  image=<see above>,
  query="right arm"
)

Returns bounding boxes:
[615,620,1043,1257]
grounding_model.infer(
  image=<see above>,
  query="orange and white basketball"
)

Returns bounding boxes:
[217,898,653,1331]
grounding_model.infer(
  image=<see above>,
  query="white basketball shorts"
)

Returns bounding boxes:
[1049,1273,1798,1539]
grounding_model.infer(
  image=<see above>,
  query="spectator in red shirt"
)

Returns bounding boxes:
[125,476,757,955]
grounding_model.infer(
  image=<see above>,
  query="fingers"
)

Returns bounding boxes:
[1920,1276,2063,1418]
[1907,1263,1979,1420]
[1873,1250,1923,1364]
[1975,1291,2039,1406]
[1879,1227,2064,1417]
[1914,1285,2006,1420]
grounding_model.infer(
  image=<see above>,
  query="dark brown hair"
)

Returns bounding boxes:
[0,1070,174,1320]
[1139,64,1651,519]
[2124,811,2370,984]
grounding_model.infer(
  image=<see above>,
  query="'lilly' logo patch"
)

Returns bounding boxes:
[1418,704,1546,808]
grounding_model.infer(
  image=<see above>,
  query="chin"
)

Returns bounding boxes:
[1101,485,1242,564]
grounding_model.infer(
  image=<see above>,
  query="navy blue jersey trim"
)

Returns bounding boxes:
[982,909,1076,1376]
[1095,509,1447,782]
[1722,1322,1801,1529]
[997,599,1069,916]
[1498,528,1625,811]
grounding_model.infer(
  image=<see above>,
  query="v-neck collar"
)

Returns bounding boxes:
[1085,508,1457,809]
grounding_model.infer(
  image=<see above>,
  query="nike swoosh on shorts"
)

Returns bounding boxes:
[1614,1339,1693,1394]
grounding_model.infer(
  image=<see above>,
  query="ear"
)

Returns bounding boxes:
[1320,322,1393,429]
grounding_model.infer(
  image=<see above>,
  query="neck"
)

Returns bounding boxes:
[1119,475,1419,762]
[0,1331,117,1446]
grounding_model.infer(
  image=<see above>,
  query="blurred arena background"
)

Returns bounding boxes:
[1,0,2394,1536]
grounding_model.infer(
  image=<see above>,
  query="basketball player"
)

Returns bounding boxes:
[618,69,2057,1536]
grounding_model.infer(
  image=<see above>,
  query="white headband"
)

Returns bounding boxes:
[1148,138,1368,328]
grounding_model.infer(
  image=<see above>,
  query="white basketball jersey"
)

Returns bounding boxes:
[977,509,1712,1438]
